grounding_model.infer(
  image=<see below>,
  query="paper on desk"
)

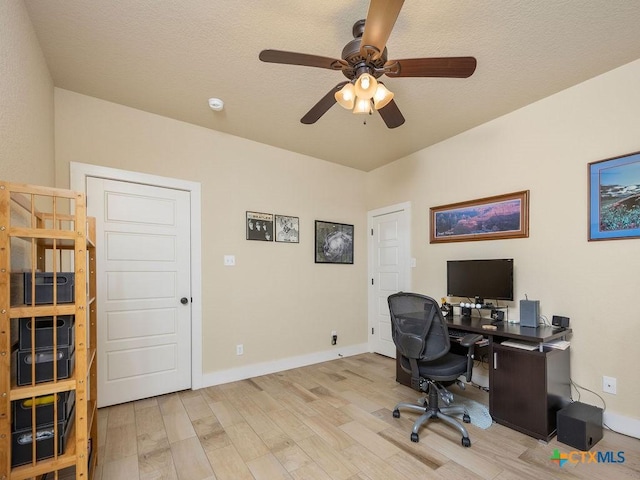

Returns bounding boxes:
[500,340,538,350]
[542,339,570,350]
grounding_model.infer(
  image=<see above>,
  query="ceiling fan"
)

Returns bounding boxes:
[258,0,477,129]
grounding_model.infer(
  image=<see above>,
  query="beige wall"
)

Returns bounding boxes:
[54,88,368,373]
[4,1,638,427]
[367,59,640,420]
[0,0,54,185]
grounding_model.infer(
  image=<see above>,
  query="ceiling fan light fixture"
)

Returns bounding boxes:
[335,83,356,109]
[354,73,378,100]
[372,83,394,110]
[353,97,373,115]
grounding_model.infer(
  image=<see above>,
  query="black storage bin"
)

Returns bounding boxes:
[15,347,75,386]
[12,390,75,430]
[11,408,75,467]
[23,272,75,304]
[18,315,75,350]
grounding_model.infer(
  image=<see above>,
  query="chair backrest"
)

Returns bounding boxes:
[388,292,450,361]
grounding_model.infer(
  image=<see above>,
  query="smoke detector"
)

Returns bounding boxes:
[208,98,224,111]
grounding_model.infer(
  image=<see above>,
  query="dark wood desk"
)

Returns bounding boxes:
[396,315,572,441]
[445,315,571,345]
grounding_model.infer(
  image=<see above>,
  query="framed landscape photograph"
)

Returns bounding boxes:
[246,211,273,241]
[588,151,640,241]
[315,220,354,264]
[430,190,529,243]
[275,215,299,243]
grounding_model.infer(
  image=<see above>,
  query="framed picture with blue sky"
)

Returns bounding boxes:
[588,151,640,241]
[430,191,529,243]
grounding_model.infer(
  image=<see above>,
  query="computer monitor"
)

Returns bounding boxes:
[446,259,514,302]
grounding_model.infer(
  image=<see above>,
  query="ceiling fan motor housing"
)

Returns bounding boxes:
[341,37,387,80]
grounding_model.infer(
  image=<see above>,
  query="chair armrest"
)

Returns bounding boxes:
[460,334,483,382]
[459,334,483,347]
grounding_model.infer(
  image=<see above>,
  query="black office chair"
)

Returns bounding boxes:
[389,292,483,447]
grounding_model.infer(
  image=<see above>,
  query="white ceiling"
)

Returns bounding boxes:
[24,0,640,172]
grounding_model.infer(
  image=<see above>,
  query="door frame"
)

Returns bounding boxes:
[367,201,412,354]
[70,162,204,389]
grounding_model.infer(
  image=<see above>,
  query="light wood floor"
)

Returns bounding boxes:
[59,353,638,479]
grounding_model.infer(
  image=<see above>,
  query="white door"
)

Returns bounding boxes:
[87,177,192,407]
[368,204,411,357]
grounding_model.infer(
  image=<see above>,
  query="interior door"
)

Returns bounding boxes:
[87,177,192,407]
[369,205,410,357]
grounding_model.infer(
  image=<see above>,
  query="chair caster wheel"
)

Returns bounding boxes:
[462,437,471,447]
[463,414,471,423]
[392,409,400,418]
[411,432,419,443]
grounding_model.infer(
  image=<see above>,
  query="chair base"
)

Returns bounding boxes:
[393,382,472,447]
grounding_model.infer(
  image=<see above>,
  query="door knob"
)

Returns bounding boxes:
[180,297,189,305]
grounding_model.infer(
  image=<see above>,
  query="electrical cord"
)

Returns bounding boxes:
[468,382,489,392]
[570,379,623,435]
[570,379,606,409]
[468,356,490,392]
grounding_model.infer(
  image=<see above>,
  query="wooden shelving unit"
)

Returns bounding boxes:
[0,182,98,479]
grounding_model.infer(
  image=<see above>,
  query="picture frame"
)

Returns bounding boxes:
[430,190,530,243]
[246,211,273,241]
[588,151,640,241]
[314,220,354,264]
[274,215,300,243]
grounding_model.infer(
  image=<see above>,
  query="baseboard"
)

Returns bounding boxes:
[200,343,370,388]
[603,410,640,439]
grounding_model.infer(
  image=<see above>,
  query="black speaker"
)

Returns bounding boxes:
[557,402,603,451]
[552,315,570,328]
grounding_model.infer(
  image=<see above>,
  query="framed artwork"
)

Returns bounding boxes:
[315,220,354,264]
[246,211,273,241]
[588,151,640,241]
[275,215,300,243]
[430,190,529,243]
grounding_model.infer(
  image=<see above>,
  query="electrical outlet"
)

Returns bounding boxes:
[224,255,236,266]
[331,330,337,345]
[602,375,616,394]
[236,344,244,356]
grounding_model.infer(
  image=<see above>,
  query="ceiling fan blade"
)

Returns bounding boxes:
[301,82,348,124]
[378,99,405,129]
[385,57,477,78]
[360,0,404,59]
[259,49,344,70]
